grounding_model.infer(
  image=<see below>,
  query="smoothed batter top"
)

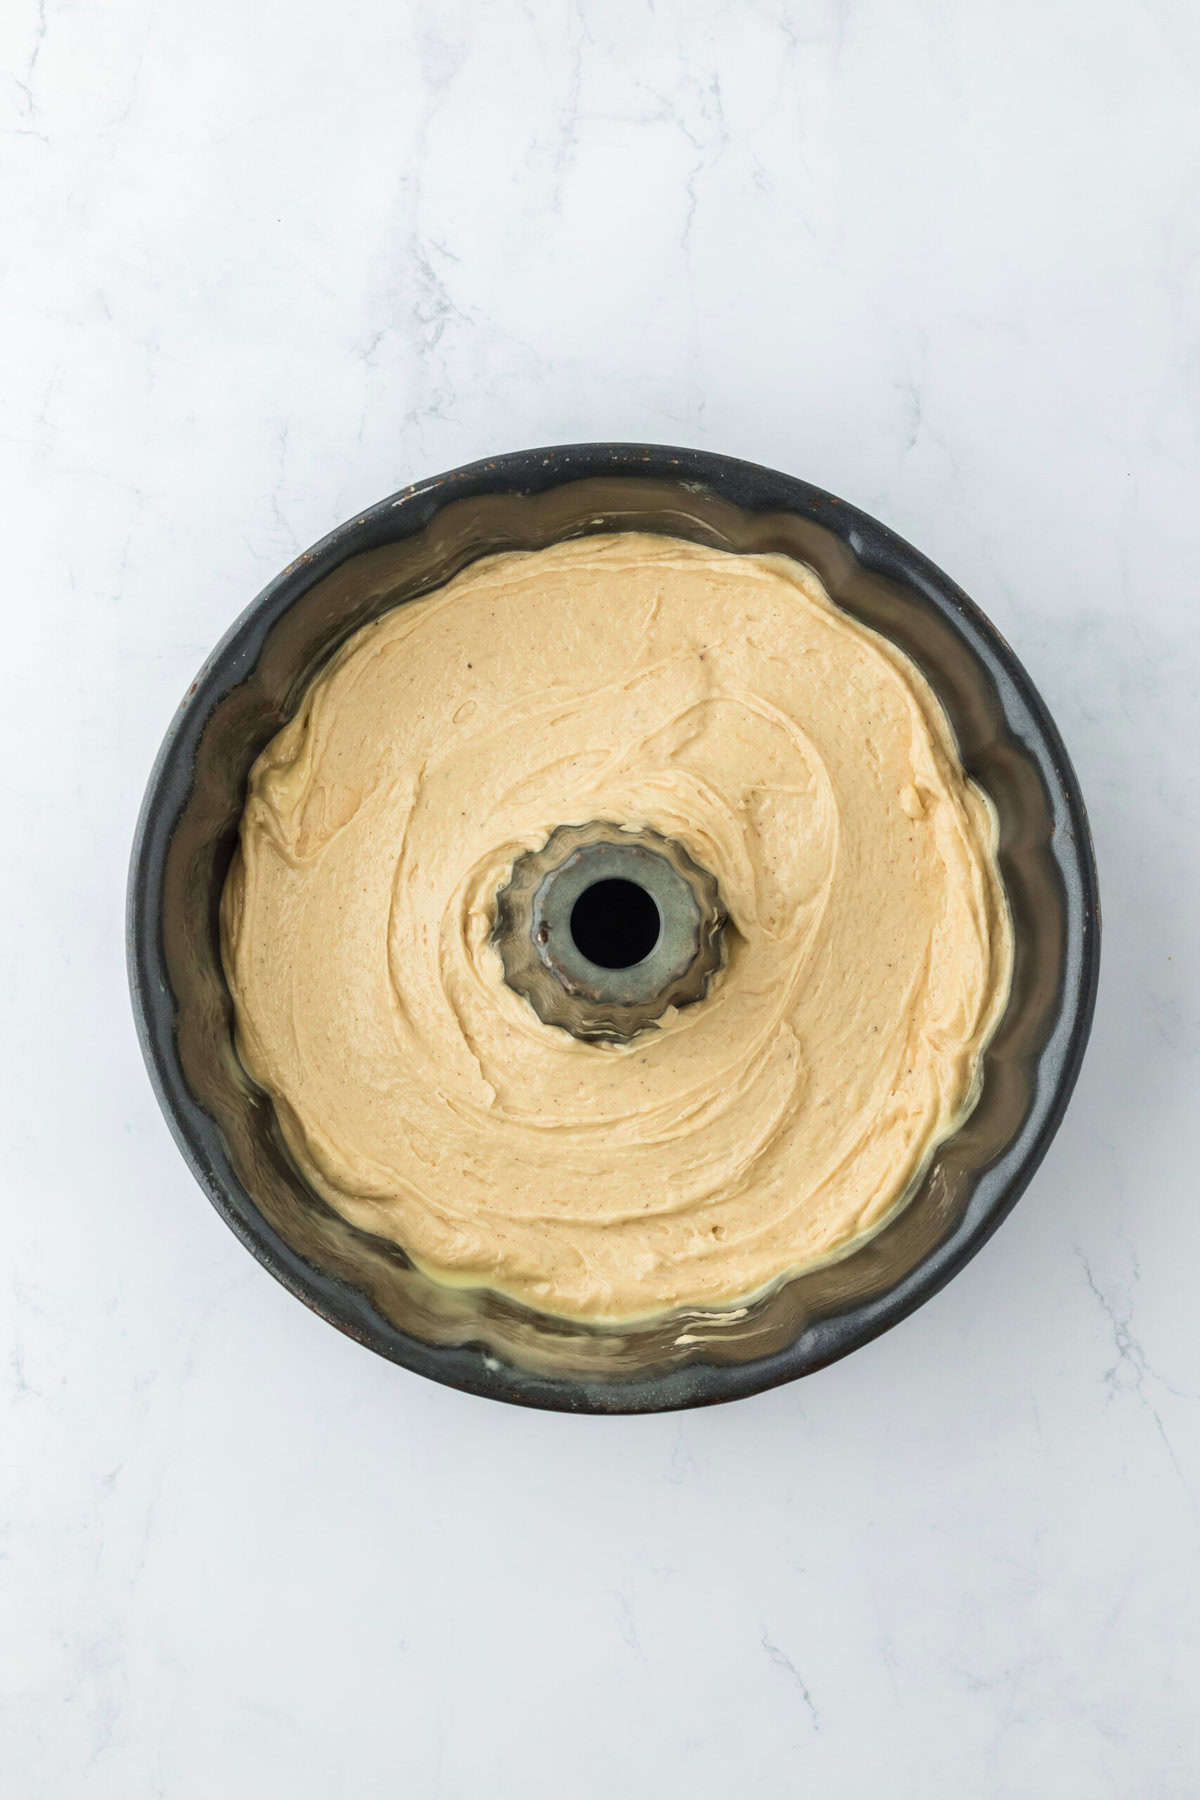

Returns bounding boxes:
[221,534,1012,1322]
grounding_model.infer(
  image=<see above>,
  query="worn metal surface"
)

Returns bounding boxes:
[494,822,726,1043]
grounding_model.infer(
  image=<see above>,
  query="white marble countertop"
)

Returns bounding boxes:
[4,2,1199,1793]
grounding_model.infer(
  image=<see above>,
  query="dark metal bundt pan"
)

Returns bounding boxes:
[128,444,1100,1412]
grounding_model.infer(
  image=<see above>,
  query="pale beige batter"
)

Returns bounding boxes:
[221,534,1012,1322]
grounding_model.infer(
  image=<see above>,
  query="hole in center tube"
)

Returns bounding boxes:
[569,879,661,969]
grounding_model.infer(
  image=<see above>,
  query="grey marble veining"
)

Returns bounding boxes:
[2,1,1198,1795]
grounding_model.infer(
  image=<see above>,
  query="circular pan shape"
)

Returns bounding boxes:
[128,444,1100,1414]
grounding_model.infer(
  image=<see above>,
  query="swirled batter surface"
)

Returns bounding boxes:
[221,534,1012,1321]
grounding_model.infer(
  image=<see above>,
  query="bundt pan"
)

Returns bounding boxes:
[128,444,1100,1413]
